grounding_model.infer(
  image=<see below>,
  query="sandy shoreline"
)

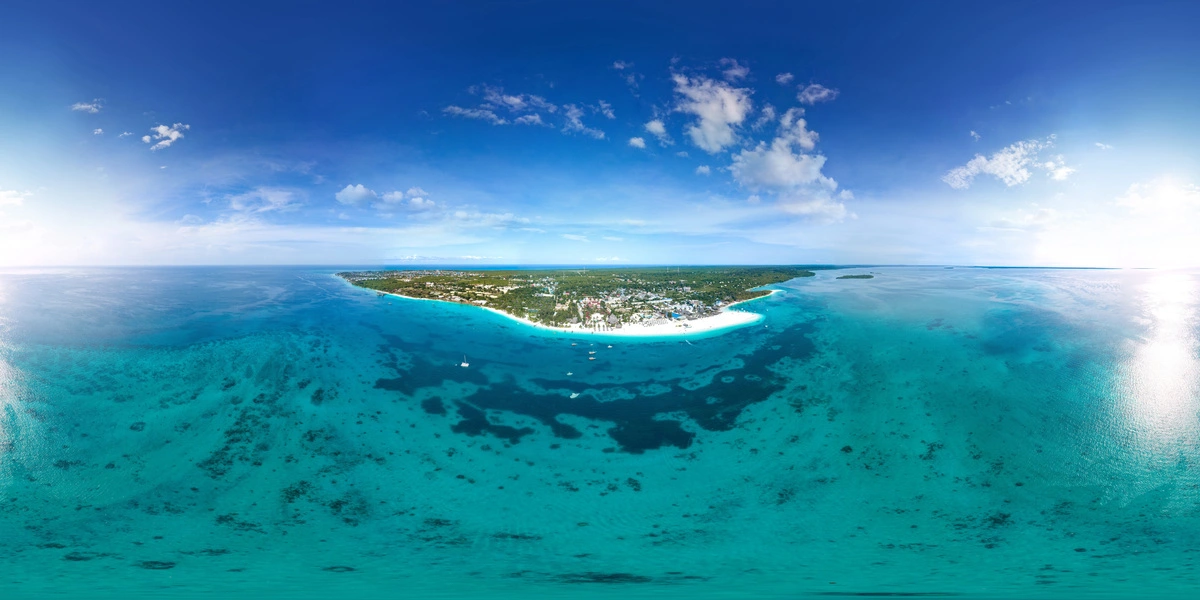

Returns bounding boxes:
[370,287,777,338]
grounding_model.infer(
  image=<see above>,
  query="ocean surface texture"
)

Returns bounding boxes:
[1,266,1198,599]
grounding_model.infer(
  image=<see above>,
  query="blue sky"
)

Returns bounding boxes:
[1,0,1198,267]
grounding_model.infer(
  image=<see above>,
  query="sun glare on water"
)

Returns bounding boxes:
[1117,271,1200,442]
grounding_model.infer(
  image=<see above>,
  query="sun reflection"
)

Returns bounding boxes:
[1118,271,1200,440]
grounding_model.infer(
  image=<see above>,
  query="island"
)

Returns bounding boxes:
[339,266,815,336]
[836,274,875,279]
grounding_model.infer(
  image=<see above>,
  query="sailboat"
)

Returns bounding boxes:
[460,355,469,368]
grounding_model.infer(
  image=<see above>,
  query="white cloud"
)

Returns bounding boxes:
[443,105,508,125]
[144,123,190,151]
[970,130,981,141]
[379,188,437,211]
[92,128,103,135]
[1116,178,1200,214]
[628,137,646,149]
[1043,156,1075,181]
[602,236,624,241]
[775,73,794,85]
[514,114,545,126]
[729,108,849,222]
[672,74,752,153]
[71,99,102,113]
[797,83,839,105]
[644,119,673,145]
[119,131,133,137]
[731,108,827,188]
[777,192,851,222]
[942,136,1070,189]
[0,190,31,206]
[753,104,777,130]
[229,187,299,213]
[612,60,631,70]
[696,165,711,175]
[1095,142,1113,150]
[594,256,622,262]
[596,100,615,119]
[675,151,689,158]
[561,233,589,242]
[719,58,750,81]
[479,85,557,114]
[562,104,605,139]
[335,184,377,205]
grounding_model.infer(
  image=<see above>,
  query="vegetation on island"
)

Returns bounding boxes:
[339,266,815,330]
[836,274,875,279]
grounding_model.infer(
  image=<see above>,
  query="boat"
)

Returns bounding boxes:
[569,392,580,399]
[588,356,595,361]
[460,355,469,368]
[588,351,595,355]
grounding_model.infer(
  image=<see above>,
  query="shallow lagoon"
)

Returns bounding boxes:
[1,266,1197,598]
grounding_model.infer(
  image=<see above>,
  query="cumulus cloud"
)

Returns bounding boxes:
[644,119,673,145]
[731,108,827,188]
[612,60,631,70]
[942,136,1071,189]
[118,131,133,138]
[753,104,777,130]
[628,137,646,148]
[93,129,103,135]
[696,165,711,175]
[775,73,794,85]
[1095,142,1113,150]
[675,151,689,158]
[562,104,605,139]
[71,99,102,113]
[144,123,190,151]
[672,74,752,153]
[797,83,839,105]
[1043,156,1075,181]
[596,100,615,119]
[380,188,437,211]
[335,184,377,205]
[229,187,299,213]
[443,105,508,125]
[729,107,849,222]
[719,58,750,81]
[970,130,981,141]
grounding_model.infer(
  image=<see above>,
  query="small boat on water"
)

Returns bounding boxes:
[569,392,580,399]
[588,356,595,361]
[460,355,469,368]
[588,351,595,355]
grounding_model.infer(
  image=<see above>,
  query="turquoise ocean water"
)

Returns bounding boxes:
[1,266,1198,598]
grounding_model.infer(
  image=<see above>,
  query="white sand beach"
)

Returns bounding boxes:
[375,289,776,338]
